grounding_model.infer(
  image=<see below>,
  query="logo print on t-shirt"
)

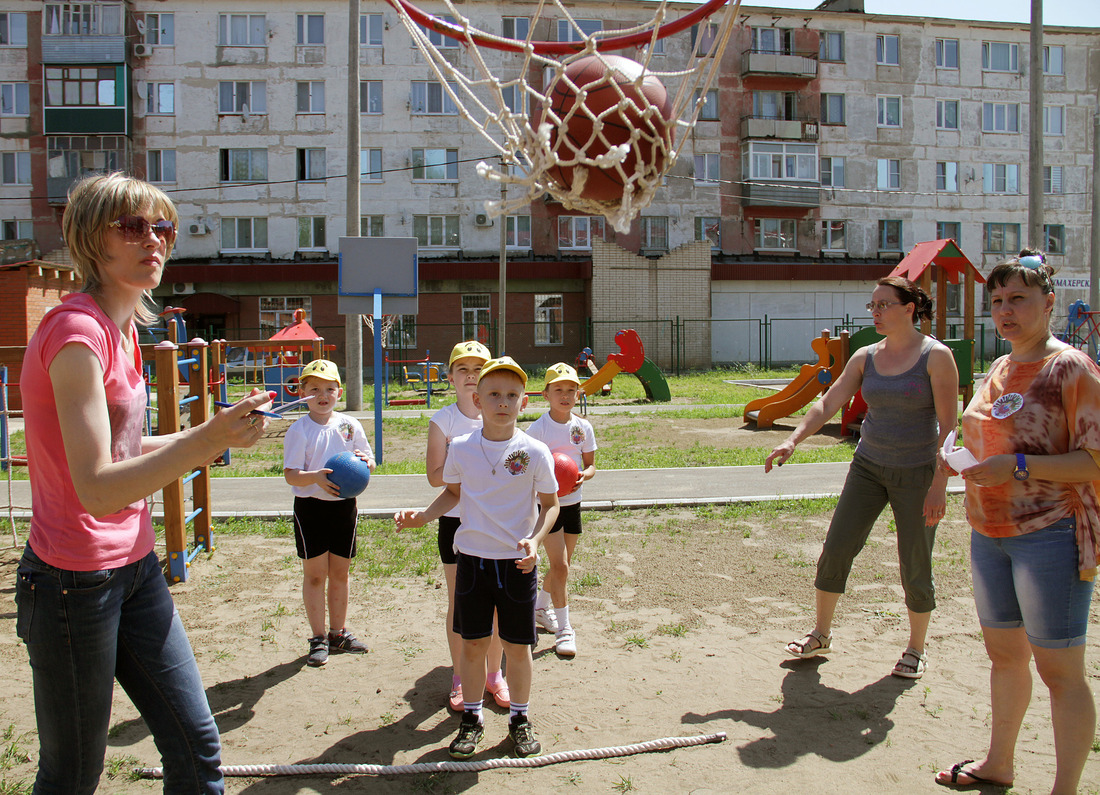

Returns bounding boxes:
[570,425,585,445]
[991,392,1024,419]
[505,450,530,475]
[338,419,355,441]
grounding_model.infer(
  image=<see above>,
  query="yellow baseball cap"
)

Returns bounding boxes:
[448,340,492,367]
[300,359,342,387]
[478,356,528,387]
[544,363,580,389]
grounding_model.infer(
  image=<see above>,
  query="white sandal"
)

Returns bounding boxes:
[786,629,831,659]
[892,647,927,679]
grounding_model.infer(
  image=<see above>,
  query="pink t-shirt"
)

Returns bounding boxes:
[21,293,154,570]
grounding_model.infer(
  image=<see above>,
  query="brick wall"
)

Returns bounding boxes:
[590,240,712,369]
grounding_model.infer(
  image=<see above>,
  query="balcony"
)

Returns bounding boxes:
[740,181,820,208]
[741,115,820,142]
[42,35,126,63]
[741,49,819,79]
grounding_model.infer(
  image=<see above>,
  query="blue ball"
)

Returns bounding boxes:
[325,452,371,498]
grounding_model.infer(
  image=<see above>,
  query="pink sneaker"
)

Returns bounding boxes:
[486,677,510,709]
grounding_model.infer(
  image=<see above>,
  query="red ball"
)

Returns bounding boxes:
[553,452,580,498]
[544,55,673,202]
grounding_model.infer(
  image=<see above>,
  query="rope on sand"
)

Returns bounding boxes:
[137,731,726,778]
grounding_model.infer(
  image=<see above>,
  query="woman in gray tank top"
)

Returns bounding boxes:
[765,277,960,679]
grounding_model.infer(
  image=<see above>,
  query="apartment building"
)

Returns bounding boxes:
[0,0,1095,366]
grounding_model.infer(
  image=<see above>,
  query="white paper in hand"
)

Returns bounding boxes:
[942,430,979,472]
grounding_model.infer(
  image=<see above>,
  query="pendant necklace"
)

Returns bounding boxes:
[480,431,511,475]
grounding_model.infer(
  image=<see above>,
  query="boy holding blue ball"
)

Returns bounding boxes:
[283,359,375,667]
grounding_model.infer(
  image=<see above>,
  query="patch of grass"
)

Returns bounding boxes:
[0,725,31,772]
[611,774,636,793]
[104,754,141,781]
[656,622,688,637]
[624,634,648,649]
[569,571,602,594]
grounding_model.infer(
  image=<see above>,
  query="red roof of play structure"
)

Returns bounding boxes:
[269,308,321,341]
[889,239,986,285]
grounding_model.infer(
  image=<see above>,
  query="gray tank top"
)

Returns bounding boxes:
[855,336,939,467]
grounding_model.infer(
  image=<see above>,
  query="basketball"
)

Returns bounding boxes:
[325,452,371,498]
[545,55,673,202]
[553,452,580,498]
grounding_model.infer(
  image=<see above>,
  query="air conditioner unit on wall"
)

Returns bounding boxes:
[172,282,195,295]
[188,222,208,235]
[473,212,493,227]
[132,43,153,58]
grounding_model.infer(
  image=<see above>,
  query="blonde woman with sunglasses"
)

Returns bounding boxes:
[765,277,959,680]
[16,173,272,793]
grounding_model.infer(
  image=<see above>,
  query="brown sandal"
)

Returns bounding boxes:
[786,629,831,659]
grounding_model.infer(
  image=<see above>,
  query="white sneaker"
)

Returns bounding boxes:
[555,627,576,657]
[535,606,558,633]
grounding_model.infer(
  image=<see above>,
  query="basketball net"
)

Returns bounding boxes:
[363,314,397,348]
[386,0,740,233]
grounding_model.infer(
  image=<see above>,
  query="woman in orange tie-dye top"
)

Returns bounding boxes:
[936,250,1100,794]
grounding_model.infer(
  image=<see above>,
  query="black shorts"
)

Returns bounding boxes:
[545,502,583,535]
[453,553,537,645]
[293,496,358,559]
[437,515,460,565]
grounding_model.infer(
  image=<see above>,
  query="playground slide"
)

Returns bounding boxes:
[634,359,671,401]
[743,363,830,429]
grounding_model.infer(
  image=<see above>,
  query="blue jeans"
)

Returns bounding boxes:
[15,546,223,794]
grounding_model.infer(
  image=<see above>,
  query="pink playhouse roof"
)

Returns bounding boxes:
[889,239,986,285]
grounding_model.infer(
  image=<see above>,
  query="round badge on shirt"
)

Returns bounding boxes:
[991,392,1024,419]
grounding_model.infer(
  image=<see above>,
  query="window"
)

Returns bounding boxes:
[412,148,458,181]
[219,81,266,115]
[413,215,459,248]
[1044,224,1065,255]
[642,37,664,56]
[462,294,490,341]
[558,216,605,249]
[297,148,325,181]
[0,12,27,46]
[1043,106,1064,136]
[936,38,958,69]
[297,217,326,250]
[879,220,902,251]
[44,3,122,35]
[147,150,176,183]
[876,158,900,190]
[506,215,531,248]
[221,217,268,251]
[820,93,845,125]
[360,13,383,46]
[694,89,719,121]
[219,149,267,182]
[983,222,1020,253]
[143,13,173,45]
[1043,165,1064,194]
[2,219,32,239]
[502,17,530,41]
[936,99,959,130]
[936,162,958,192]
[820,156,845,188]
[693,153,720,185]
[1043,45,1064,75]
[502,85,525,115]
[0,83,29,116]
[982,42,1018,72]
[296,81,324,114]
[937,221,961,244]
[219,14,265,46]
[876,34,899,66]
[259,297,309,337]
[754,218,795,250]
[691,22,718,56]
[297,14,324,45]
[751,27,793,54]
[411,81,458,115]
[361,148,382,181]
[361,215,384,236]
[534,294,563,346]
[695,217,720,249]
[877,95,902,127]
[558,18,601,42]
[1,152,30,185]
[418,14,460,47]
[982,102,1019,133]
[361,81,382,114]
[640,217,668,250]
[45,67,117,108]
[386,315,417,349]
[146,83,174,115]
[821,220,846,251]
[746,142,818,182]
[819,31,844,62]
[754,91,797,120]
[983,163,1020,194]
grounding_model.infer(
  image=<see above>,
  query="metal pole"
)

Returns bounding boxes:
[1090,110,1100,360]
[1027,0,1043,250]
[344,0,363,409]
[497,155,507,354]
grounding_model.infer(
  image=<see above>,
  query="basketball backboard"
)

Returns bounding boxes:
[337,237,419,316]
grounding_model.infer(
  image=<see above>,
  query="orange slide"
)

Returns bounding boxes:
[742,330,848,429]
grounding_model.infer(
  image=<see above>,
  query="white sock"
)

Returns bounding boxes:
[535,589,551,610]
[557,605,570,630]
[463,700,484,723]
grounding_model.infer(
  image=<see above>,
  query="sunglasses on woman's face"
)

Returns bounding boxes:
[107,216,177,244]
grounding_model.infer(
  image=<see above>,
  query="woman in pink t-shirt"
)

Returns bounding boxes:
[16,174,272,793]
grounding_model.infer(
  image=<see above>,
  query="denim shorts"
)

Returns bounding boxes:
[971,516,1095,648]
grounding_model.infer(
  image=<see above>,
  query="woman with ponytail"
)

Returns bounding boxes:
[765,277,959,679]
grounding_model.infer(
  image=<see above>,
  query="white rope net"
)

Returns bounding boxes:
[363,314,397,349]
[388,0,740,233]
